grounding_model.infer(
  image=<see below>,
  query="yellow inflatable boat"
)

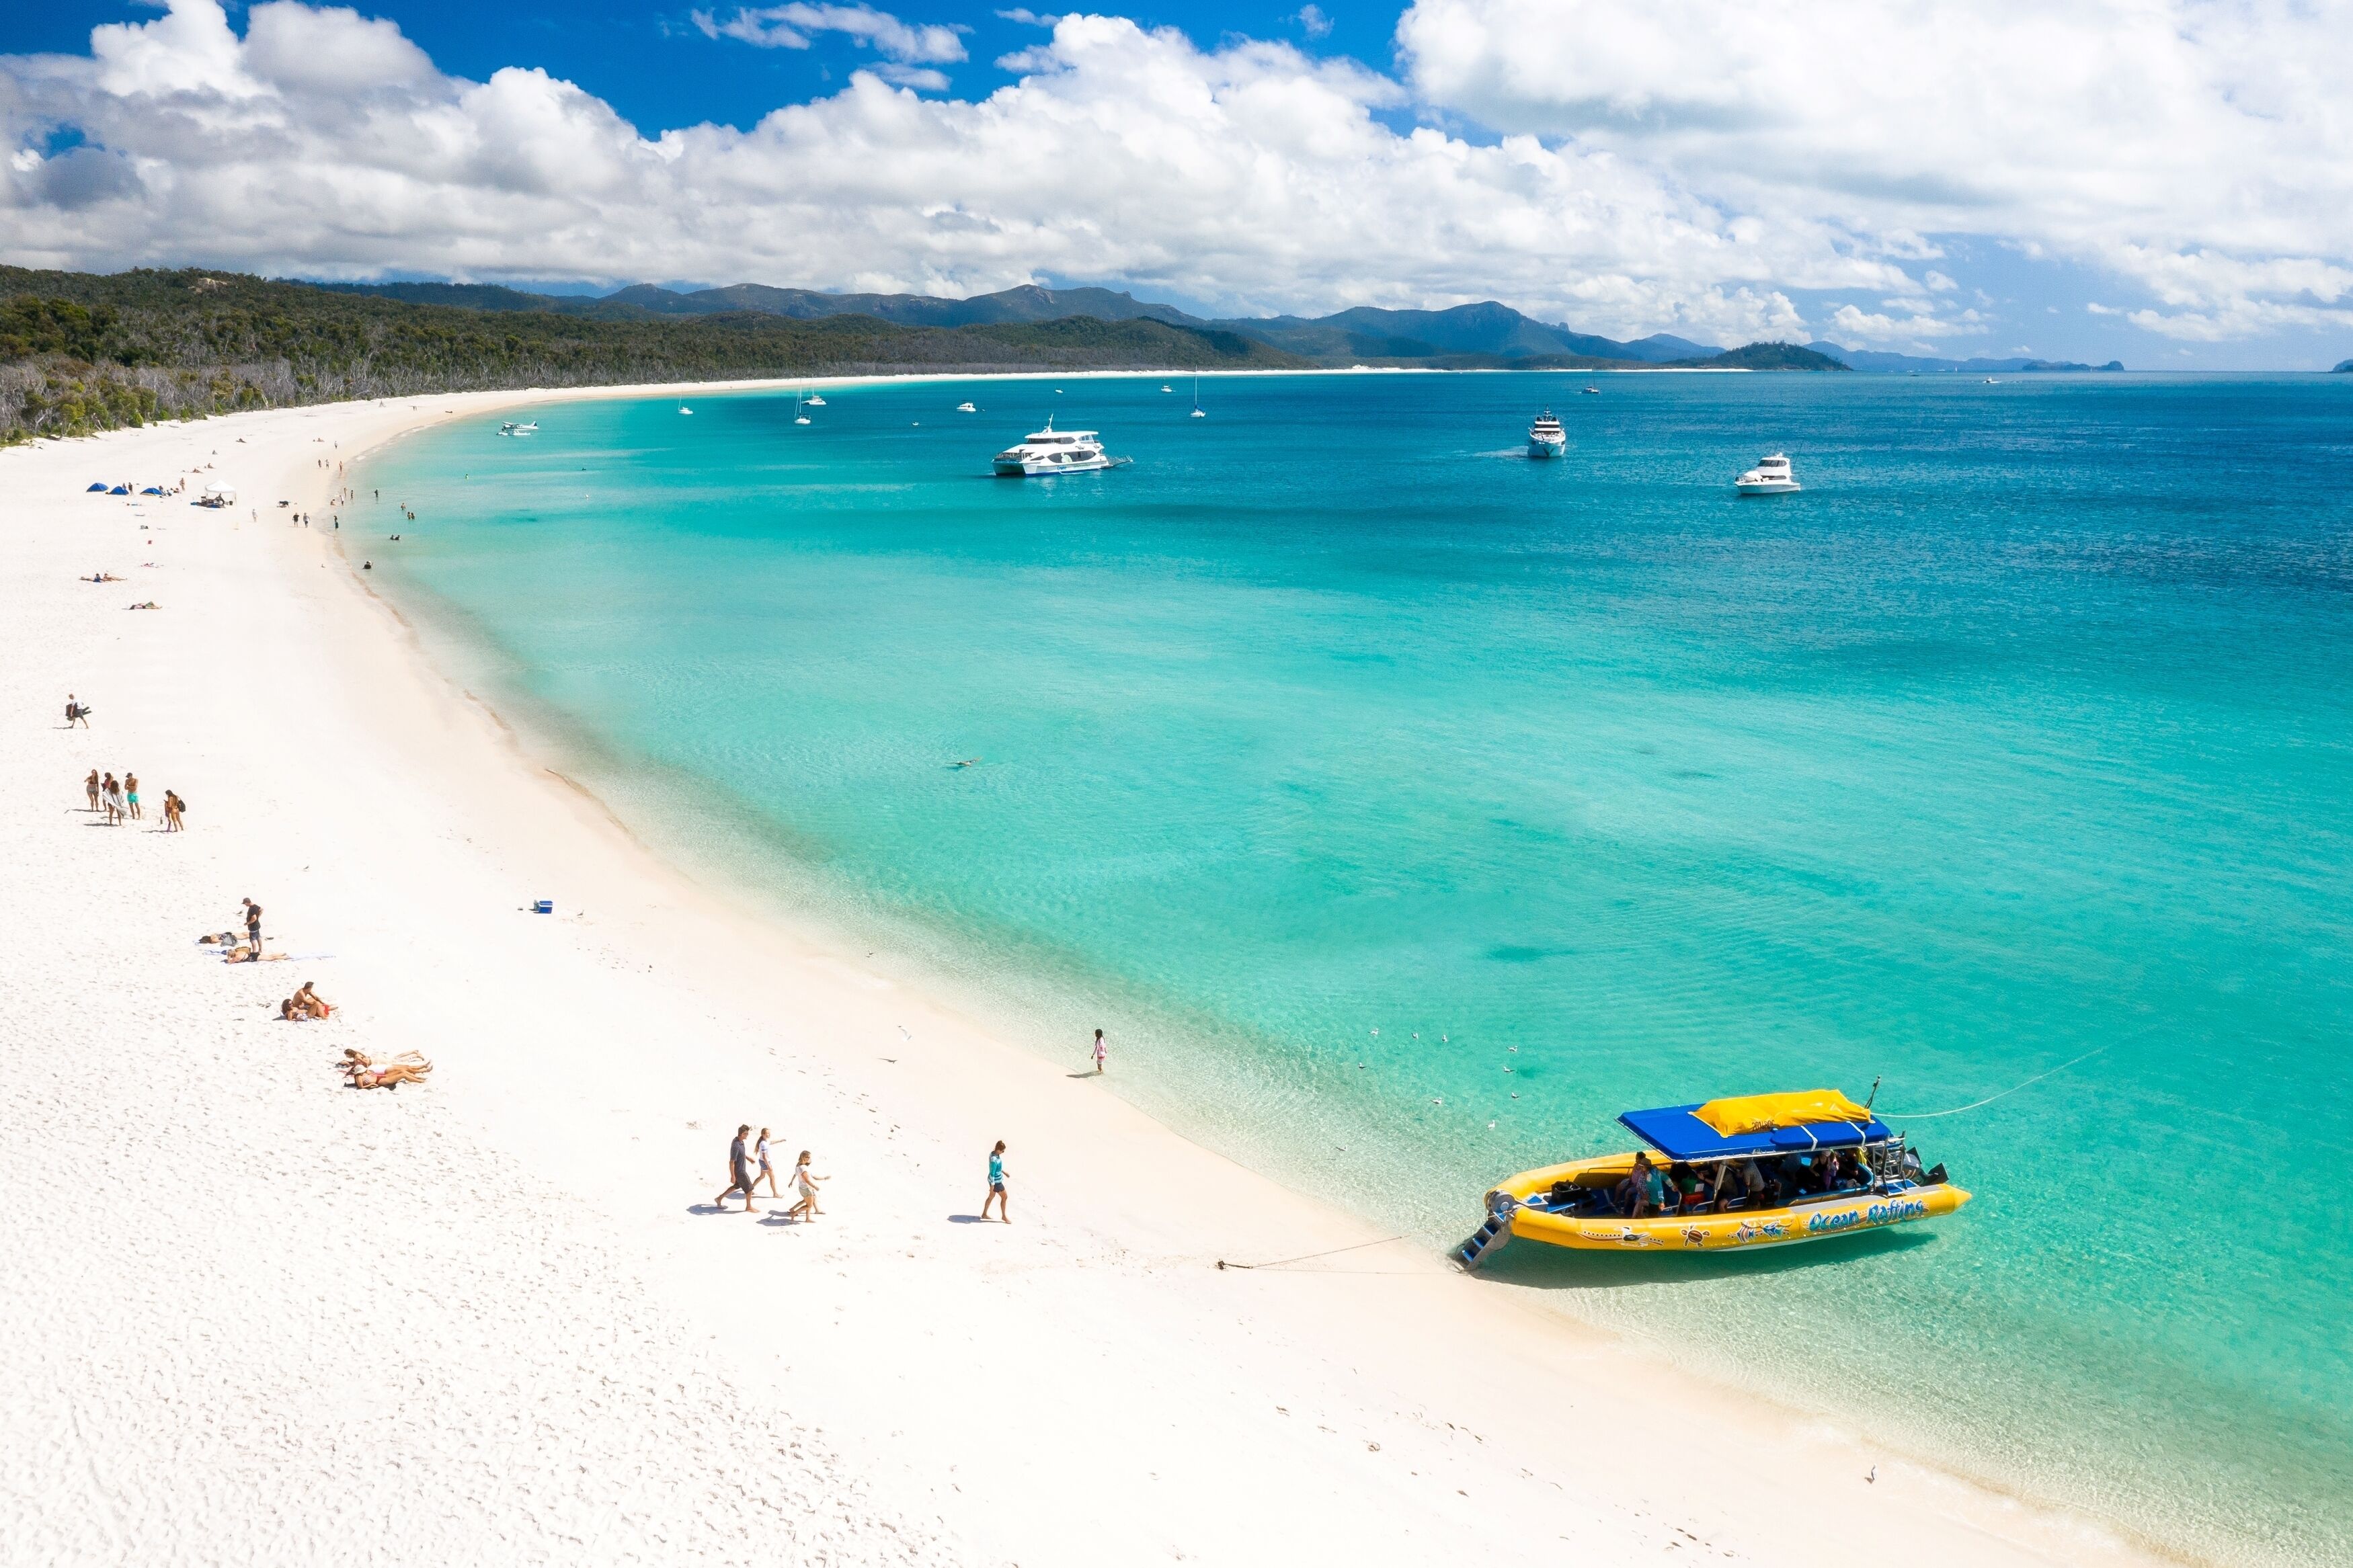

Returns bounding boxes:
[1455,1089,1971,1268]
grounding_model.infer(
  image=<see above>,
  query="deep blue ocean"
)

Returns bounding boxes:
[362,371,2352,1566]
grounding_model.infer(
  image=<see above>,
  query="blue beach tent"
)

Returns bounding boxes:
[141,485,165,495]
[107,484,130,495]
[86,482,108,492]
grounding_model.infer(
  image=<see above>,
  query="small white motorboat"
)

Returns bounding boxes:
[1160,384,1174,393]
[1734,453,1800,494]
[1527,411,1566,458]
[957,401,977,413]
[678,405,693,415]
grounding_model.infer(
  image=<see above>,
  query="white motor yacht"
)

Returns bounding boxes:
[1527,411,1566,458]
[1734,453,1800,494]
[994,419,1116,476]
[957,401,977,413]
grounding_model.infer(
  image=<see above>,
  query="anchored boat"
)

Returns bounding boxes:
[1456,1088,1970,1269]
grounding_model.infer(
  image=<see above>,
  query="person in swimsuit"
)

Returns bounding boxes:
[163,790,184,831]
[123,773,140,821]
[715,1125,760,1212]
[83,770,101,812]
[981,1140,1010,1223]
[786,1151,825,1222]
[1090,1029,1107,1076]
[756,1128,780,1198]
[102,774,123,825]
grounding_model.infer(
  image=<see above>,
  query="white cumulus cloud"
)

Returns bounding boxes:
[1394,0,2353,337]
[691,3,967,63]
[0,1,1877,339]
[3,0,2347,348]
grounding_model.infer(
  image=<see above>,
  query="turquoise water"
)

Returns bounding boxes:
[363,373,2352,1565]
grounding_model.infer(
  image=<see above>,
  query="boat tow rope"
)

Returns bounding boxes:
[1216,1231,1431,1271]
[1881,1046,2109,1120]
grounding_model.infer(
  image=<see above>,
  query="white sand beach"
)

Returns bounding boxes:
[1,385,2176,1567]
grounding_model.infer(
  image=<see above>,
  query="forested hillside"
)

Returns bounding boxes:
[0,268,1303,444]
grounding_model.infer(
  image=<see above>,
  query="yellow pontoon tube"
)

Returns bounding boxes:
[1454,1089,1971,1268]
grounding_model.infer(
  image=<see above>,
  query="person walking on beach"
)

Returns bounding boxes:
[84,769,101,813]
[123,772,141,821]
[981,1141,1010,1223]
[66,694,89,728]
[786,1151,826,1223]
[101,774,123,825]
[241,897,263,951]
[163,790,185,831]
[715,1124,760,1212]
[756,1127,781,1198]
[1090,1028,1107,1076]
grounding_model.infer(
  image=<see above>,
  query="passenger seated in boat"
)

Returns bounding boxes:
[1613,1153,1666,1217]
[1712,1158,1767,1210]
[1669,1163,1708,1213]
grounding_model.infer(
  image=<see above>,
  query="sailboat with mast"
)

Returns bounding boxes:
[1190,374,1206,419]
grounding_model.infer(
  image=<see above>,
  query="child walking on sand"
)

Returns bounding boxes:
[1090,1028,1107,1075]
[981,1141,1010,1223]
[756,1128,781,1198]
[786,1151,826,1222]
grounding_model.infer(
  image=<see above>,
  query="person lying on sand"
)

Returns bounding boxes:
[340,1049,430,1089]
[223,946,290,963]
[291,982,332,1020]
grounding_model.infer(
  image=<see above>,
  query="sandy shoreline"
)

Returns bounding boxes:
[0,381,2181,1566]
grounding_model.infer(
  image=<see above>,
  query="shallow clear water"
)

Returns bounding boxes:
[363,372,2353,1565]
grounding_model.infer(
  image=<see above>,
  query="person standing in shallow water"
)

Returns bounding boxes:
[1090,1028,1107,1076]
[715,1124,759,1212]
[981,1141,1010,1223]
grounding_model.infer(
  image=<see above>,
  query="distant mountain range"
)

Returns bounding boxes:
[1806,341,2125,374]
[321,280,1827,370]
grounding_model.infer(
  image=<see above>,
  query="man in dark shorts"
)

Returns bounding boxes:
[715,1124,760,1212]
[241,897,262,951]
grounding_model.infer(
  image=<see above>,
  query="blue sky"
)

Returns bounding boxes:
[7,1,2351,368]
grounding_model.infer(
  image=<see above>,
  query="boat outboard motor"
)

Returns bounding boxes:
[1924,1162,1949,1186]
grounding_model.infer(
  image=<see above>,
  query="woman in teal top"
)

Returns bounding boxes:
[982,1140,1010,1224]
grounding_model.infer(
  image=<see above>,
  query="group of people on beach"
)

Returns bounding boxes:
[708,1027,1117,1225]
[81,766,182,829]
[715,1126,828,1221]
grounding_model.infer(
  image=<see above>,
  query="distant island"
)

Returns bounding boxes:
[3,265,1862,443]
[2336,359,2353,372]
[1806,341,2125,374]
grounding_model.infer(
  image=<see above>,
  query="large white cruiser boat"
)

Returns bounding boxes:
[1527,411,1566,458]
[993,419,1115,476]
[1734,453,1800,494]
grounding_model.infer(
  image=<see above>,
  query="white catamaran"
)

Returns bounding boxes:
[992,418,1118,476]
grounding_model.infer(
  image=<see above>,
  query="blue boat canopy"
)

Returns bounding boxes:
[1620,1102,1893,1161]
